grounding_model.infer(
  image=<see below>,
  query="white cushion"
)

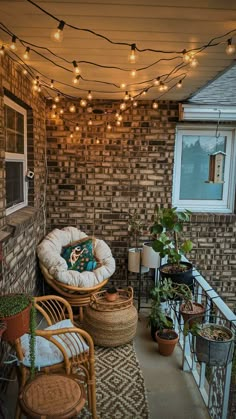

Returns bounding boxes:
[20,319,89,368]
[37,227,116,287]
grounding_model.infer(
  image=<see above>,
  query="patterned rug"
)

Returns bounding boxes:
[79,343,150,419]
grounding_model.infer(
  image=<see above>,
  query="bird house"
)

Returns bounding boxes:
[208,151,226,183]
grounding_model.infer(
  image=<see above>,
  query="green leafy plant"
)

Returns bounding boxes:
[148,278,176,331]
[150,207,193,268]
[127,209,144,249]
[0,294,36,378]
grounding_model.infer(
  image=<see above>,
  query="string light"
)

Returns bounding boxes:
[189,56,198,68]
[88,118,93,126]
[225,38,235,55]
[130,69,136,77]
[59,107,64,114]
[0,46,5,56]
[70,133,74,138]
[124,91,129,101]
[22,69,27,75]
[120,83,126,89]
[73,75,80,84]
[116,120,121,126]
[23,47,30,60]
[72,60,80,74]
[182,49,191,63]
[87,90,93,100]
[75,123,80,131]
[107,122,112,130]
[50,79,54,88]
[120,102,126,111]
[152,100,158,109]
[177,80,183,88]
[80,99,87,107]
[133,100,138,107]
[128,43,137,64]
[54,93,60,103]
[52,103,57,109]
[154,77,160,86]
[51,20,65,42]
[10,35,17,51]
[69,103,76,112]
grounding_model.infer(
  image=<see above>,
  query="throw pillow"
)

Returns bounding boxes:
[61,237,98,272]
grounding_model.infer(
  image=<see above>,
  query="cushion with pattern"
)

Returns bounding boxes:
[61,237,98,272]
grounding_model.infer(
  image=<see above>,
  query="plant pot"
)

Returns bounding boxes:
[1,304,31,343]
[142,242,160,269]
[159,262,194,288]
[195,323,234,366]
[105,291,118,302]
[180,302,205,328]
[156,329,179,356]
[150,316,174,341]
[128,248,149,274]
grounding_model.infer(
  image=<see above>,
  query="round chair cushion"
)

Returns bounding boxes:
[37,227,116,287]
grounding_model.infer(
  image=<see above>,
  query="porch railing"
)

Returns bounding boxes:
[166,262,236,419]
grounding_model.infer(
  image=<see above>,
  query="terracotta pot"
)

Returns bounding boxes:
[1,304,31,343]
[180,302,205,327]
[155,329,178,356]
[150,317,174,341]
[105,292,118,302]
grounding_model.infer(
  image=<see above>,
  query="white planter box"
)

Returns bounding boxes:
[142,242,160,269]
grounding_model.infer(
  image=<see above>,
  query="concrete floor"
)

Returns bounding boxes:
[134,309,210,419]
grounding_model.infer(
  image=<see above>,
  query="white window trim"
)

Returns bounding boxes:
[4,96,28,215]
[173,125,236,213]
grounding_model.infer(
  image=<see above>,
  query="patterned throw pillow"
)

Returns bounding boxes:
[61,237,98,272]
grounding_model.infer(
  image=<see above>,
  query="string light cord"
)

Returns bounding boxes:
[26,0,236,55]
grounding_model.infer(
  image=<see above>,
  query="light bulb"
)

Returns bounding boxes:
[0,46,5,56]
[51,20,65,42]
[118,115,123,121]
[52,104,57,109]
[182,49,190,63]
[87,90,93,100]
[75,123,80,131]
[107,123,112,130]
[120,83,126,89]
[116,120,121,126]
[154,77,160,86]
[128,43,137,64]
[10,35,17,51]
[163,84,168,91]
[133,100,138,107]
[51,111,57,119]
[189,56,198,68]
[72,60,80,74]
[225,38,235,55]
[115,112,120,118]
[80,99,87,107]
[33,83,38,91]
[70,133,73,138]
[177,80,182,88]
[73,75,80,84]
[159,82,165,91]
[59,107,64,114]
[142,90,147,96]
[37,84,42,92]
[55,94,60,103]
[130,69,136,77]
[50,79,54,88]
[152,100,158,109]
[120,102,126,111]
[88,118,93,126]
[69,104,76,112]
[23,47,30,60]
[22,69,27,75]
[124,91,129,101]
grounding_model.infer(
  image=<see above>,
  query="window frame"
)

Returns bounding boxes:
[173,125,236,213]
[4,96,28,215]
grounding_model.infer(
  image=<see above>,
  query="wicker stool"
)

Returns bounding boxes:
[83,287,138,347]
[18,374,86,419]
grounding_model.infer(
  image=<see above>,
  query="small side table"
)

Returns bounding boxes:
[18,374,86,419]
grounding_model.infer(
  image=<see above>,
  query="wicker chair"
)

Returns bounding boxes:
[13,295,97,419]
[40,262,109,321]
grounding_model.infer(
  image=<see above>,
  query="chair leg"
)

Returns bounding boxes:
[15,401,21,419]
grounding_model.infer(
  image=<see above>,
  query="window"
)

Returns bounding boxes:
[173,127,236,213]
[4,96,27,214]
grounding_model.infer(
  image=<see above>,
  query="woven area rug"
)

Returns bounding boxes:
[79,343,150,419]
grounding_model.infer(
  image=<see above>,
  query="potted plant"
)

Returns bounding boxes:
[148,278,175,341]
[156,328,179,356]
[127,210,149,274]
[0,294,36,377]
[105,287,119,302]
[194,323,234,366]
[150,207,193,286]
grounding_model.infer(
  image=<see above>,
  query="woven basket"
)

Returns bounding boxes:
[90,287,133,312]
[83,304,138,347]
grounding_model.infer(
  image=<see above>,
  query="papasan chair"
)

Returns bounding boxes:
[37,226,116,321]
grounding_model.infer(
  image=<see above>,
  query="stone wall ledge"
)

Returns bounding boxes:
[6,207,38,236]
[190,213,236,224]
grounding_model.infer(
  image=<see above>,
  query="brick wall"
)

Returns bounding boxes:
[46,98,236,312]
[0,54,46,295]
